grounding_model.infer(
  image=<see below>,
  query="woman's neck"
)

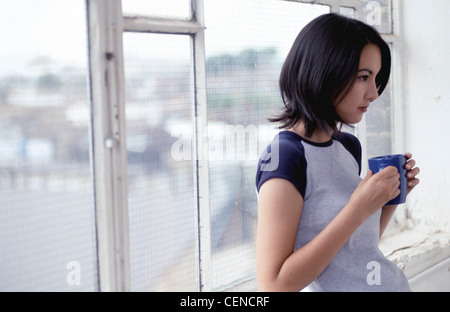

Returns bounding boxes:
[288,122,333,143]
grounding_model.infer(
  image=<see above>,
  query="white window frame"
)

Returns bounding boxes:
[87,0,131,292]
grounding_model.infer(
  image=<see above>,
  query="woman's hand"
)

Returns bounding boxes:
[348,166,401,219]
[405,152,420,195]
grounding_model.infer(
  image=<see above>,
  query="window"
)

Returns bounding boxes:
[1,0,403,292]
[120,0,332,291]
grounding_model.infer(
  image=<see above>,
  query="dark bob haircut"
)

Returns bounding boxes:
[270,13,391,137]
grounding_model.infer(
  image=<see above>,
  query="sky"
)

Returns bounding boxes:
[0,0,330,76]
[0,0,88,75]
[203,0,329,57]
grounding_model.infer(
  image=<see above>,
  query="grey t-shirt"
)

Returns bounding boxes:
[256,131,410,292]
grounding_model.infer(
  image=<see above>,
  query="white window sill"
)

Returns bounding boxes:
[379,223,450,280]
[222,278,258,292]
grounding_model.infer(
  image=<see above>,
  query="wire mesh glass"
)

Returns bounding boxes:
[123,32,199,291]
[0,0,98,291]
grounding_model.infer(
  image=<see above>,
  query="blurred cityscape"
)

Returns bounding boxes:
[0,47,283,291]
[0,48,282,168]
[0,29,393,292]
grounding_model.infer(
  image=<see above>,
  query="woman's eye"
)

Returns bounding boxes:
[358,75,369,81]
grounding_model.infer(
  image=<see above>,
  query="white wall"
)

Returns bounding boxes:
[401,0,450,228]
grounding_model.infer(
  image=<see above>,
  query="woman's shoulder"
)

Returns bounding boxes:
[256,131,308,196]
[269,130,307,159]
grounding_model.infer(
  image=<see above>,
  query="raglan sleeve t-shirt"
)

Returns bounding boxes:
[255,131,411,292]
[256,130,361,196]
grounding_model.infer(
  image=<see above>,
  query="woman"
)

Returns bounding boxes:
[255,13,420,292]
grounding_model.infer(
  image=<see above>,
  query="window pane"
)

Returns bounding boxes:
[123,33,198,291]
[360,0,392,34]
[365,78,393,159]
[204,0,330,290]
[0,0,98,291]
[340,6,355,18]
[122,0,191,20]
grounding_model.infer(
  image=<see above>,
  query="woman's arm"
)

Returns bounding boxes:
[256,166,401,292]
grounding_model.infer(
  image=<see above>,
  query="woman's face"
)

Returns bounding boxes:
[334,43,382,124]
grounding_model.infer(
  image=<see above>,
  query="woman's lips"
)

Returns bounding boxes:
[358,107,368,113]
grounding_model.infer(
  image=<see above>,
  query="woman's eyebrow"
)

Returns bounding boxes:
[358,68,373,74]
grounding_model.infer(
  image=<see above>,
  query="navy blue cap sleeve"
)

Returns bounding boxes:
[256,133,307,198]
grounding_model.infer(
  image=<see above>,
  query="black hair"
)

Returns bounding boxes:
[270,13,391,137]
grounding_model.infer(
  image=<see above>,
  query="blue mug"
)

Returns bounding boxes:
[368,154,407,205]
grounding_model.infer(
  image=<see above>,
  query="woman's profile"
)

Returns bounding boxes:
[255,13,420,292]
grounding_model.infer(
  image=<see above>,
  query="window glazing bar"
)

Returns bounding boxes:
[191,0,212,292]
[87,0,131,292]
[123,17,205,34]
